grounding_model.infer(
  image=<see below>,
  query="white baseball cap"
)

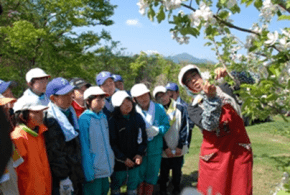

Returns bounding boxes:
[112,90,131,107]
[26,68,50,83]
[178,64,201,87]
[13,96,48,113]
[83,86,108,100]
[153,86,167,98]
[130,83,150,97]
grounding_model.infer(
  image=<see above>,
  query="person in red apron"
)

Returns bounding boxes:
[178,65,253,195]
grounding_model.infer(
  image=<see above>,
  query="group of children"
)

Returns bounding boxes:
[0,68,193,195]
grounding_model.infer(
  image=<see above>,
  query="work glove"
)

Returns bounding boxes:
[60,177,74,195]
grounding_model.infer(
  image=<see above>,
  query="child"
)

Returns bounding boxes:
[109,90,147,195]
[130,83,170,195]
[112,74,124,90]
[45,77,84,195]
[22,68,50,106]
[153,86,188,195]
[11,96,52,195]
[165,82,195,148]
[96,71,116,117]
[70,78,91,118]
[0,79,16,98]
[0,97,20,195]
[78,86,114,195]
[178,64,253,195]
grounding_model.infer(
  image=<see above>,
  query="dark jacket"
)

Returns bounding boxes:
[108,111,147,172]
[43,111,84,193]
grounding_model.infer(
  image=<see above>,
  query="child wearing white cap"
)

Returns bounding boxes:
[130,83,170,195]
[21,67,51,106]
[153,85,189,195]
[11,96,52,195]
[78,86,115,195]
[109,91,147,195]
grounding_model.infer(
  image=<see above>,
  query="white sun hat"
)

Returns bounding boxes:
[83,86,108,100]
[26,68,50,83]
[13,96,48,112]
[178,64,201,87]
[130,83,150,98]
[112,90,131,107]
[152,86,167,98]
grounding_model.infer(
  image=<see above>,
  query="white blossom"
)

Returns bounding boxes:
[137,0,149,15]
[260,0,281,22]
[227,0,237,9]
[277,37,290,51]
[282,29,290,39]
[189,2,213,27]
[171,30,190,44]
[201,71,210,80]
[162,0,182,11]
[265,31,278,45]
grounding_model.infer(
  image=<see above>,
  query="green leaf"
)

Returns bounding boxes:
[204,42,212,46]
[147,7,156,21]
[156,6,165,23]
[278,15,290,21]
[254,0,263,9]
[218,10,230,19]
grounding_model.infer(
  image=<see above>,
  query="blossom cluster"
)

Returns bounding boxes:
[171,30,190,44]
[189,2,215,27]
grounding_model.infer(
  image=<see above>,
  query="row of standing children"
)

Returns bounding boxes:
[0,68,192,195]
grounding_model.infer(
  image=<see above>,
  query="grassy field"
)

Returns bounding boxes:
[180,116,290,195]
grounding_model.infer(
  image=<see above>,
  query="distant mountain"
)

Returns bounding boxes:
[166,52,215,64]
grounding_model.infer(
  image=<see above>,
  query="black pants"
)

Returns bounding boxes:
[159,156,183,192]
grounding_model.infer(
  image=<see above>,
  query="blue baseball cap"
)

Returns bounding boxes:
[0,79,12,94]
[165,82,179,92]
[113,74,123,82]
[46,77,74,98]
[96,71,114,86]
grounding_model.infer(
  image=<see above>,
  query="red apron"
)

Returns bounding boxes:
[197,104,253,195]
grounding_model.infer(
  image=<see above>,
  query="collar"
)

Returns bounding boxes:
[19,124,39,137]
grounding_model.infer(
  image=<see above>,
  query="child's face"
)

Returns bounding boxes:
[120,98,133,115]
[166,90,178,101]
[156,92,170,106]
[100,78,115,97]
[73,85,88,102]
[27,110,44,127]
[2,88,15,98]
[135,93,150,109]
[115,81,124,90]
[51,92,73,110]
[90,96,105,113]
[30,77,49,94]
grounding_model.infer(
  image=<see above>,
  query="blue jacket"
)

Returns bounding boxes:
[78,110,115,182]
[147,103,170,156]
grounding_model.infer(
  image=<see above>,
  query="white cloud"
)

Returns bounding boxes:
[144,50,160,55]
[126,19,140,26]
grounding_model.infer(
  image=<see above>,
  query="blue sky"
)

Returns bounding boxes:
[75,1,289,62]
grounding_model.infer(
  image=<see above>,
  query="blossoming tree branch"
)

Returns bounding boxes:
[137,0,290,121]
